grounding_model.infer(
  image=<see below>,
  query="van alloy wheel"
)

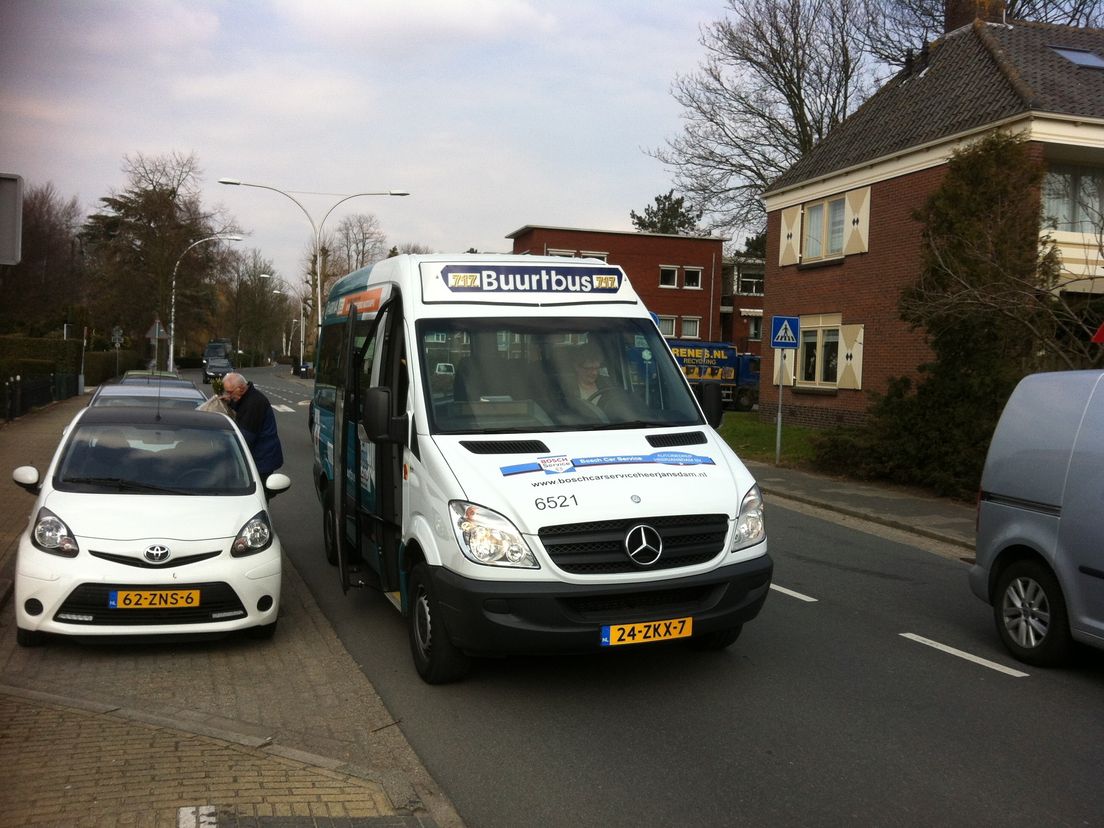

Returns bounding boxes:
[994,559,1072,667]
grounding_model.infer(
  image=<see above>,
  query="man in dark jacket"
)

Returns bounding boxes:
[221,372,284,476]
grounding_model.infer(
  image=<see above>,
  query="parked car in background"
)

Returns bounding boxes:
[89,384,207,410]
[970,369,1104,666]
[203,356,233,384]
[11,405,291,646]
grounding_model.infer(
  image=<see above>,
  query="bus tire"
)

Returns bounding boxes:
[735,389,752,411]
[409,563,470,684]
[322,491,338,566]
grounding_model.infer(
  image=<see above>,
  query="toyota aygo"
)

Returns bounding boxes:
[12,405,289,646]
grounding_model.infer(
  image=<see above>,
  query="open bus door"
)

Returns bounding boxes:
[336,296,406,596]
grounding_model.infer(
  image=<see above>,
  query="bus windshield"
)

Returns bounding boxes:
[417,316,703,434]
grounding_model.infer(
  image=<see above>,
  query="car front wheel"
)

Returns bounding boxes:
[994,559,1072,667]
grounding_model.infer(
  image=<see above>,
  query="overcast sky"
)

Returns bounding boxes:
[1,0,725,293]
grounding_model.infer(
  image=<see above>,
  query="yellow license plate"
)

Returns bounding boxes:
[109,589,200,609]
[601,617,692,647]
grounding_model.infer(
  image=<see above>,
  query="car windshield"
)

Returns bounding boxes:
[417,316,702,434]
[54,422,254,495]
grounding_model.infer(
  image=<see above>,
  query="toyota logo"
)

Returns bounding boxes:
[624,524,663,567]
[144,544,171,564]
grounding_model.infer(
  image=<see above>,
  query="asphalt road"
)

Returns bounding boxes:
[246,365,1104,828]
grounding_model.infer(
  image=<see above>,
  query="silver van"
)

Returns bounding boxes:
[970,369,1104,666]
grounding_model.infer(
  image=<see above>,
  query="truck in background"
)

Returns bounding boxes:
[666,340,760,411]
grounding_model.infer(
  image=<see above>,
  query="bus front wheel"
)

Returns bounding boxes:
[409,563,470,684]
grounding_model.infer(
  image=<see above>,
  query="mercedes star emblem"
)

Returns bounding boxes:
[624,524,663,566]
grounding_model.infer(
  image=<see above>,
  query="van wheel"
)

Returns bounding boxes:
[409,563,470,684]
[994,560,1072,667]
[687,624,742,651]
[322,493,338,566]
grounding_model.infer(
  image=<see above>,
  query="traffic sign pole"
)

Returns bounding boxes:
[770,316,800,466]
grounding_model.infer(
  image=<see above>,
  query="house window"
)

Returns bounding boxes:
[803,196,846,260]
[799,326,840,386]
[580,250,608,262]
[656,316,676,337]
[748,317,762,341]
[681,317,701,339]
[1044,165,1104,233]
[737,270,763,295]
[547,248,575,257]
[659,266,678,288]
[684,268,703,289]
[1051,47,1104,69]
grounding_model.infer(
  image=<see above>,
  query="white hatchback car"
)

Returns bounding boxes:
[11,405,290,646]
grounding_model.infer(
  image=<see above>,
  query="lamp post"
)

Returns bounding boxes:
[170,234,242,372]
[217,178,408,347]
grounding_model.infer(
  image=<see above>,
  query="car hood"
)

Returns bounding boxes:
[431,429,755,534]
[41,490,264,542]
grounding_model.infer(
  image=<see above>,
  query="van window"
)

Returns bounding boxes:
[417,316,702,433]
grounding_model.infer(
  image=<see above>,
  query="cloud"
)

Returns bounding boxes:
[271,0,558,47]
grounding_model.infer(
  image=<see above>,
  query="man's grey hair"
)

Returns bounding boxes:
[223,372,246,391]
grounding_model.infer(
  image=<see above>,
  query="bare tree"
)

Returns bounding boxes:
[861,0,1104,65]
[652,0,875,240]
[331,213,389,272]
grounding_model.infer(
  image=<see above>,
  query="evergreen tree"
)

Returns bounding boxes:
[630,190,703,235]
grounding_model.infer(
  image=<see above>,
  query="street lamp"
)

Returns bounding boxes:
[170,234,242,372]
[218,178,409,345]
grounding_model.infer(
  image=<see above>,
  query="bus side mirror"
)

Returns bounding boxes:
[700,383,724,429]
[363,387,408,444]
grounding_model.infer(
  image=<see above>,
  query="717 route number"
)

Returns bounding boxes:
[534,494,578,511]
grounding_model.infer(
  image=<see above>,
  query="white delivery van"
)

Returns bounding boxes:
[311,254,772,682]
[970,369,1104,666]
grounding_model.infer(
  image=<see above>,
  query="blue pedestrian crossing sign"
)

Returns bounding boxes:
[771,316,800,349]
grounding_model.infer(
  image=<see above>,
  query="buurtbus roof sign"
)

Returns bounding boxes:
[420,262,634,304]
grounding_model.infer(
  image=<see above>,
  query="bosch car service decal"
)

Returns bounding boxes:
[500,451,715,477]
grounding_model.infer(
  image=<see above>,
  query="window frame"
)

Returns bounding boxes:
[802,195,846,262]
[656,315,676,337]
[683,267,703,290]
[797,324,841,388]
[659,266,678,289]
[680,316,701,339]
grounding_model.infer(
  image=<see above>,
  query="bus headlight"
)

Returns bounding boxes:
[732,484,765,551]
[449,502,538,569]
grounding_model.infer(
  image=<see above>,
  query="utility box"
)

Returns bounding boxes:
[0,173,23,266]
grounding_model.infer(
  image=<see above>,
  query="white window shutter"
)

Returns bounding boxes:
[837,324,864,389]
[779,206,802,266]
[772,348,796,386]
[843,188,870,256]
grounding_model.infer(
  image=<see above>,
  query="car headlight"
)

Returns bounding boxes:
[31,507,79,557]
[231,511,273,556]
[732,484,766,551]
[449,501,538,569]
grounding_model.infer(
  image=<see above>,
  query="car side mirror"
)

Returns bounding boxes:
[13,465,41,495]
[363,387,408,444]
[263,472,291,501]
[700,383,724,429]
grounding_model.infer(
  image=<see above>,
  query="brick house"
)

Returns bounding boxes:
[761,5,1104,428]
[506,225,754,345]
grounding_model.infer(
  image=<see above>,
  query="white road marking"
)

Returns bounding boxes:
[770,584,818,602]
[900,633,1029,677]
[271,404,295,413]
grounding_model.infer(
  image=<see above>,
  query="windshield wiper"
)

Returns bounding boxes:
[63,476,188,494]
[581,420,671,431]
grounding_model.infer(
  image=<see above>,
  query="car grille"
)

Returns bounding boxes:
[54,582,246,626]
[89,550,222,569]
[538,514,728,574]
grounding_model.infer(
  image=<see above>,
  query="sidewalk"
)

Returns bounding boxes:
[0,391,976,826]
[0,392,462,827]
